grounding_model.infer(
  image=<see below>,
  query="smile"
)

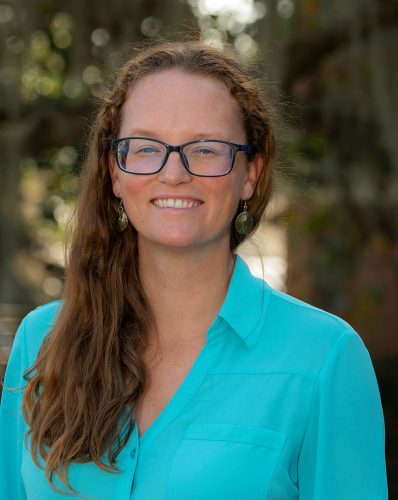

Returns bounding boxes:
[151,198,203,209]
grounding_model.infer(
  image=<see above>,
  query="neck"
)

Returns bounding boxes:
[138,239,236,347]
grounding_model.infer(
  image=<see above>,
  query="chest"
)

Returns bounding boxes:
[134,342,205,437]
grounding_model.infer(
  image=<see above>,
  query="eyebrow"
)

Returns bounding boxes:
[123,129,229,141]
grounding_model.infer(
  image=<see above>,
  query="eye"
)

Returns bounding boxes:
[191,147,217,156]
[136,146,161,154]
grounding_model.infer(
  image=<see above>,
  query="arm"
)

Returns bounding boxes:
[0,317,29,500]
[297,328,388,499]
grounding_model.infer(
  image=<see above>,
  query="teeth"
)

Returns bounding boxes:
[152,198,201,209]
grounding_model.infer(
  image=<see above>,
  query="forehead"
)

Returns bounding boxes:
[119,69,245,139]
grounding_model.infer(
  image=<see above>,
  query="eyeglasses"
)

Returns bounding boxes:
[111,137,256,177]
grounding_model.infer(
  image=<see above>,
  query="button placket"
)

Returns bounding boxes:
[129,425,140,497]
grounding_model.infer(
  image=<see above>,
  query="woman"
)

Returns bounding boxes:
[0,41,387,499]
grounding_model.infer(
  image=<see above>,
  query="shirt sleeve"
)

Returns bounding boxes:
[297,327,388,499]
[0,317,29,500]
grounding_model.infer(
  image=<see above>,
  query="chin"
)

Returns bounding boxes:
[140,231,201,249]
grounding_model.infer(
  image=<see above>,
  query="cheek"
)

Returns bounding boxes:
[119,177,151,220]
[206,178,242,217]
[119,176,148,198]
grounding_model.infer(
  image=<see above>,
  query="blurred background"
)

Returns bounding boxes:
[0,0,397,494]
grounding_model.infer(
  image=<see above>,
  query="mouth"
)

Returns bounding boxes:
[151,198,203,209]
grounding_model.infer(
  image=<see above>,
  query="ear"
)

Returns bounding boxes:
[108,154,121,198]
[241,154,264,200]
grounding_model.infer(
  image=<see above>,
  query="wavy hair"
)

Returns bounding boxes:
[22,40,277,493]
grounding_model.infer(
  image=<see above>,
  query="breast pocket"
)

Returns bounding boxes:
[165,423,286,500]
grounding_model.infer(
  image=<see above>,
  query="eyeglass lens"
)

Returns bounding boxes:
[117,138,234,176]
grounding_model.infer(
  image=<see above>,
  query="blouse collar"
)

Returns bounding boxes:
[216,254,272,351]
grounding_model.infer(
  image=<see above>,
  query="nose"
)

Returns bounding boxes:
[157,150,192,184]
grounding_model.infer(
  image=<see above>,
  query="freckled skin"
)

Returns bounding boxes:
[109,69,262,252]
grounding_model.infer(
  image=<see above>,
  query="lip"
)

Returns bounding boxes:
[150,195,203,213]
[150,196,203,202]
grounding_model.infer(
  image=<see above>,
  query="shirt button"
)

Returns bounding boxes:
[130,447,137,459]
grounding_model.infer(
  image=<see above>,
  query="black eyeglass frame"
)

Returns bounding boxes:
[110,136,256,177]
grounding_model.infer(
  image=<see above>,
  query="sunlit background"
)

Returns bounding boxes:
[0,0,397,493]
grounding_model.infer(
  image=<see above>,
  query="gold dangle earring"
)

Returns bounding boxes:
[117,199,129,232]
[234,200,254,235]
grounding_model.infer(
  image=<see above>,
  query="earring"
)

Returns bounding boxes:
[234,200,254,235]
[117,199,129,232]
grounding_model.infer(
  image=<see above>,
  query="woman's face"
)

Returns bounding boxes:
[109,69,262,253]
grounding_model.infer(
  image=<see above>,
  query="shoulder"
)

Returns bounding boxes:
[18,300,63,365]
[23,300,63,329]
[258,285,366,380]
[268,287,353,335]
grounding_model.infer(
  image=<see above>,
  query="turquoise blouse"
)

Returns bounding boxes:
[0,255,388,499]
